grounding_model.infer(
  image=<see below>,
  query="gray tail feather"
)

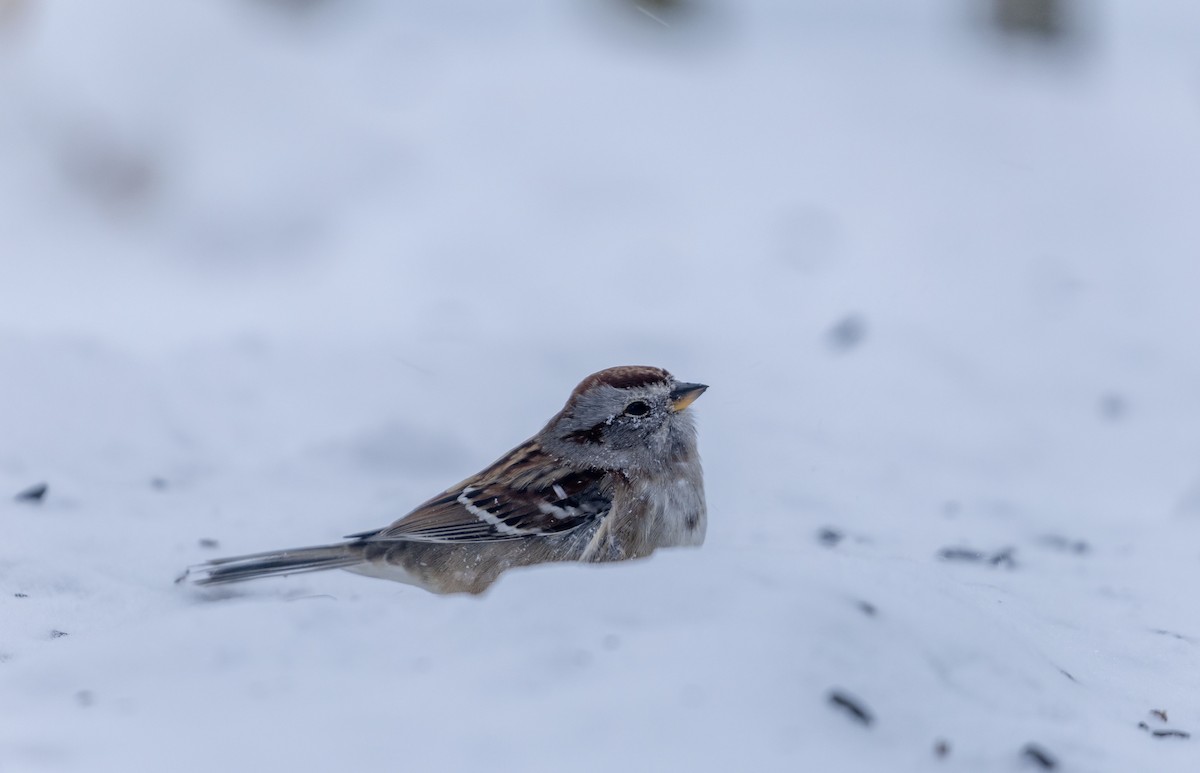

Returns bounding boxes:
[180,543,365,586]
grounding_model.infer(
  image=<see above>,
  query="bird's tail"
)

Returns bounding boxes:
[180,543,366,586]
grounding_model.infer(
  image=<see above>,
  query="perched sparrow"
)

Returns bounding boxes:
[184,366,707,594]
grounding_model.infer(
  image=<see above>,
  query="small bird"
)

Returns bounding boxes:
[183,366,707,594]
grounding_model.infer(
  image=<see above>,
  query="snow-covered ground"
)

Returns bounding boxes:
[3,1,1200,770]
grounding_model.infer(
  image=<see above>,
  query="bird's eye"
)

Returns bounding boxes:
[624,400,650,417]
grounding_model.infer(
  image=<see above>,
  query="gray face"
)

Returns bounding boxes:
[538,369,704,472]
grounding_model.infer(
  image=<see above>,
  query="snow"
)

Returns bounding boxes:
[3,0,1200,770]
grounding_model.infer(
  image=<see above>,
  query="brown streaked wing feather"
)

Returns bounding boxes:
[354,442,612,543]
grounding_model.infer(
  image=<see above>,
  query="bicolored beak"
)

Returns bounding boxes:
[669,382,708,412]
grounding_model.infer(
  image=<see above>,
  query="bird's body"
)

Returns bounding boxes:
[185,366,707,594]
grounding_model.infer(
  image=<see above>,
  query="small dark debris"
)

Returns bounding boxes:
[150,477,169,490]
[1152,730,1190,739]
[253,0,333,15]
[856,600,877,617]
[50,630,69,639]
[76,690,94,707]
[15,482,48,503]
[989,547,1018,568]
[1138,722,1150,731]
[828,690,873,726]
[14,593,29,599]
[939,547,986,562]
[817,527,844,547]
[1039,534,1090,555]
[826,314,868,352]
[938,546,1018,568]
[992,0,1069,40]
[617,0,709,28]
[1150,709,1168,722]
[1151,629,1194,642]
[1098,392,1128,421]
[1057,667,1077,683]
[198,538,220,549]
[933,739,951,758]
[1021,743,1058,769]
[60,127,159,210]
[630,0,686,12]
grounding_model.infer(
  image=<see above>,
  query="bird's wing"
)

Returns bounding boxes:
[350,443,612,544]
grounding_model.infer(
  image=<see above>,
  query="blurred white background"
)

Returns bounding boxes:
[2,1,1200,771]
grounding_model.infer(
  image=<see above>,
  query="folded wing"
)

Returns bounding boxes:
[352,445,612,543]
